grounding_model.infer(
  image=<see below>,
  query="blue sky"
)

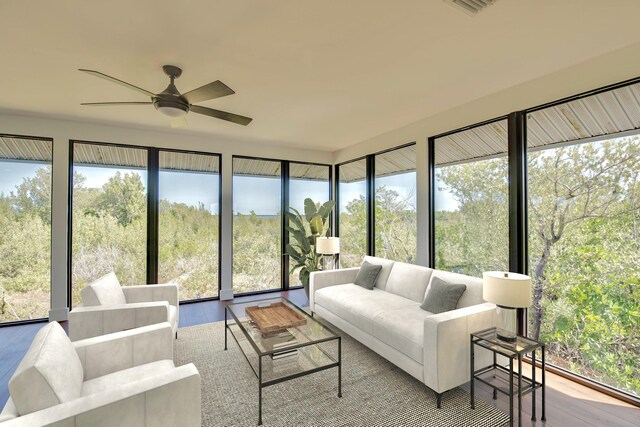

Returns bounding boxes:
[0,161,43,195]
[1,160,459,214]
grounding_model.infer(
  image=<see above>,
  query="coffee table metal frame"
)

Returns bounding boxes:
[224,297,342,425]
[470,327,546,427]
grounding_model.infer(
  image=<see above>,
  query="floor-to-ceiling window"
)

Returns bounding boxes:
[526,83,640,397]
[158,151,220,300]
[70,142,148,307]
[288,162,331,287]
[337,158,367,267]
[432,120,509,276]
[232,157,282,293]
[374,144,416,263]
[0,135,52,323]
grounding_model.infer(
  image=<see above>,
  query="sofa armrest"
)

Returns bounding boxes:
[309,267,359,311]
[423,303,496,393]
[122,284,179,307]
[0,364,201,427]
[69,301,170,341]
[73,322,174,380]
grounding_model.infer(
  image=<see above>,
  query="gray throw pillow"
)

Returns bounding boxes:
[354,261,383,290]
[421,277,467,314]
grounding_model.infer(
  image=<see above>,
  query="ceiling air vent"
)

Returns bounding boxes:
[445,0,497,16]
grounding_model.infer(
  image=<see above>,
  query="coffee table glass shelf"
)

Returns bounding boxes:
[470,327,546,427]
[224,297,342,425]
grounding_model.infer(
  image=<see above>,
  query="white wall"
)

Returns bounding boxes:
[0,114,332,321]
[333,41,640,267]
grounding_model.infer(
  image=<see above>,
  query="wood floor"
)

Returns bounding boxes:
[0,288,637,426]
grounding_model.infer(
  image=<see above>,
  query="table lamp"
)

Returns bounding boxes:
[316,237,340,270]
[482,271,532,342]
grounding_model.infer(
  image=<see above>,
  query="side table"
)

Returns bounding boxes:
[470,327,546,427]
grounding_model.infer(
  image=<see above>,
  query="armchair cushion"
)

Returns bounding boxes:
[8,322,84,416]
[81,360,175,397]
[81,272,127,306]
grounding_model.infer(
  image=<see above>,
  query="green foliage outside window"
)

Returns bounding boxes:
[435,136,640,396]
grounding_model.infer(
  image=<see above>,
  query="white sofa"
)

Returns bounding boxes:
[69,272,179,341]
[310,256,496,407]
[0,322,200,426]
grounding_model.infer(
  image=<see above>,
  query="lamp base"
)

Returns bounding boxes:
[496,305,518,342]
[322,254,336,270]
[497,331,517,343]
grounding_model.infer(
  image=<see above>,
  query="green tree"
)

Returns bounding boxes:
[96,171,146,226]
[11,166,52,224]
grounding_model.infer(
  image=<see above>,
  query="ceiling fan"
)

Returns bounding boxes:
[79,65,252,127]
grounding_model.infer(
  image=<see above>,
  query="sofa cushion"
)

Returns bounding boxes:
[354,261,382,290]
[81,272,127,306]
[385,262,434,303]
[421,277,467,314]
[363,256,395,290]
[81,360,175,397]
[8,322,84,415]
[315,284,416,334]
[428,270,484,308]
[372,306,432,363]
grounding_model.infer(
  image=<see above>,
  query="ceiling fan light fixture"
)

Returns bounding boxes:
[157,105,188,118]
[153,98,189,118]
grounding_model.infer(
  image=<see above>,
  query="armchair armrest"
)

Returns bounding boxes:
[309,267,359,311]
[423,303,496,393]
[0,364,201,427]
[69,301,170,341]
[122,284,179,307]
[74,322,174,380]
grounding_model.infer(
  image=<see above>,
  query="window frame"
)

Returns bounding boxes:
[0,133,54,327]
[231,155,333,296]
[67,140,223,307]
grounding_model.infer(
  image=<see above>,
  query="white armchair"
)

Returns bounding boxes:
[69,272,179,341]
[0,322,200,426]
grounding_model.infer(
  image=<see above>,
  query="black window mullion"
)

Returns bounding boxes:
[427,137,436,269]
[366,154,375,256]
[282,161,290,291]
[146,147,159,285]
[507,111,528,335]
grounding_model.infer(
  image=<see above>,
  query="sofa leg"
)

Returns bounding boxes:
[435,392,443,409]
[175,331,178,339]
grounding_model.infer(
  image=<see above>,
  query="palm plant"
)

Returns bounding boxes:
[285,198,335,295]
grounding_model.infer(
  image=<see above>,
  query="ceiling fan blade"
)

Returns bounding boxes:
[81,102,153,106]
[79,69,156,97]
[190,105,252,126]
[170,116,188,128]
[182,80,235,104]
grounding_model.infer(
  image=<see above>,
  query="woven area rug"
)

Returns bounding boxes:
[175,320,508,427]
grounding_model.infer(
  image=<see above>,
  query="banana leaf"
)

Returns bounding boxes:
[309,215,323,235]
[286,225,311,251]
[304,198,318,222]
[317,200,335,222]
[285,211,305,232]
[286,244,304,264]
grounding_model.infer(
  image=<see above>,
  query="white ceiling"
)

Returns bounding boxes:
[1,0,640,152]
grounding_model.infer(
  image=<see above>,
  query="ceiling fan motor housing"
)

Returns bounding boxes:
[154,66,190,116]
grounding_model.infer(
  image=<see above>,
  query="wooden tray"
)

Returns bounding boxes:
[246,302,307,334]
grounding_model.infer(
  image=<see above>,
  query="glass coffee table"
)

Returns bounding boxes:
[224,297,342,425]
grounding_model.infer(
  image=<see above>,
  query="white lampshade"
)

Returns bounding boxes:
[483,271,532,308]
[316,237,340,254]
